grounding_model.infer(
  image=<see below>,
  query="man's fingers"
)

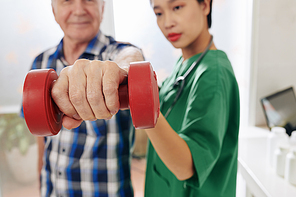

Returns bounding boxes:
[52,67,80,120]
[68,60,96,120]
[62,115,83,130]
[102,62,128,116]
[84,61,112,119]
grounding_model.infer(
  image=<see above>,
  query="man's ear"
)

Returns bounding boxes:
[100,0,105,23]
[52,3,58,24]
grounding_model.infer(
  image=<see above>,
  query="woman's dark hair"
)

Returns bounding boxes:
[150,0,213,28]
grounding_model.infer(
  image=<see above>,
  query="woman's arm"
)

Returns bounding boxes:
[145,113,195,180]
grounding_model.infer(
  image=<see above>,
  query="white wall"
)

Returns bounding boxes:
[249,0,296,126]
[100,0,115,37]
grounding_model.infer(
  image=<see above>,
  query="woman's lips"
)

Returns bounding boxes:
[168,33,182,42]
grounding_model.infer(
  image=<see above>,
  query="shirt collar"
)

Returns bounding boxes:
[84,31,105,56]
[56,30,111,62]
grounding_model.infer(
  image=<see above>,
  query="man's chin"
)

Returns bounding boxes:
[66,32,98,43]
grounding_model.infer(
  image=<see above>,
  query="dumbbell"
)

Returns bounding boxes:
[23,61,160,136]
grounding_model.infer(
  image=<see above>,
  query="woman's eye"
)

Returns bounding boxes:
[155,12,162,17]
[173,5,183,11]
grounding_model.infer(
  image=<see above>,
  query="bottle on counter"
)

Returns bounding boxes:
[267,127,289,168]
[290,131,296,147]
[274,144,290,177]
[285,148,296,185]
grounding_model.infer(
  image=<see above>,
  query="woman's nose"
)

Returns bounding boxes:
[164,14,176,29]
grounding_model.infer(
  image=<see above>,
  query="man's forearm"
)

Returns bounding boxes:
[114,47,144,69]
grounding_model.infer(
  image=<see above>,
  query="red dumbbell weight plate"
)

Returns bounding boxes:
[128,62,160,129]
[23,69,63,136]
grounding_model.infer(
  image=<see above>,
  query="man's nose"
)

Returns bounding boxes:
[73,0,87,15]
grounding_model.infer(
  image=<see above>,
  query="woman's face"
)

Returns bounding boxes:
[152,0,208,49]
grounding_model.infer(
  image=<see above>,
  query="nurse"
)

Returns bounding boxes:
[144,0,240,196]
[51,0,240,196]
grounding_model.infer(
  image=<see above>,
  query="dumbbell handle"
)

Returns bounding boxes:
[118,84,129,109]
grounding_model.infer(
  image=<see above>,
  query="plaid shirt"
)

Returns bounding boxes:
[28,32,138,197]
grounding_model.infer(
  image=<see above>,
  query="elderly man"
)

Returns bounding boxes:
[28,0,144,196]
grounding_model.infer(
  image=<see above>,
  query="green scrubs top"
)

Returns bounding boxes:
[145,50,240,197]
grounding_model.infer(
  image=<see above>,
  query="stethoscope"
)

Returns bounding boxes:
[162,35,214,118]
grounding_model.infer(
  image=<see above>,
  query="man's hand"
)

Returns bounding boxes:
[51,59,128,129]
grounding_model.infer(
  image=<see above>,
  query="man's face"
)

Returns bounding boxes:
[52,0,104,43]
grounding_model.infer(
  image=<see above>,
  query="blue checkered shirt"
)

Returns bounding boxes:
[25,32,139,197]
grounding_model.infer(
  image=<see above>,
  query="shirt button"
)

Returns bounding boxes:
[59,171,62,176]
[62,148,66,152]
